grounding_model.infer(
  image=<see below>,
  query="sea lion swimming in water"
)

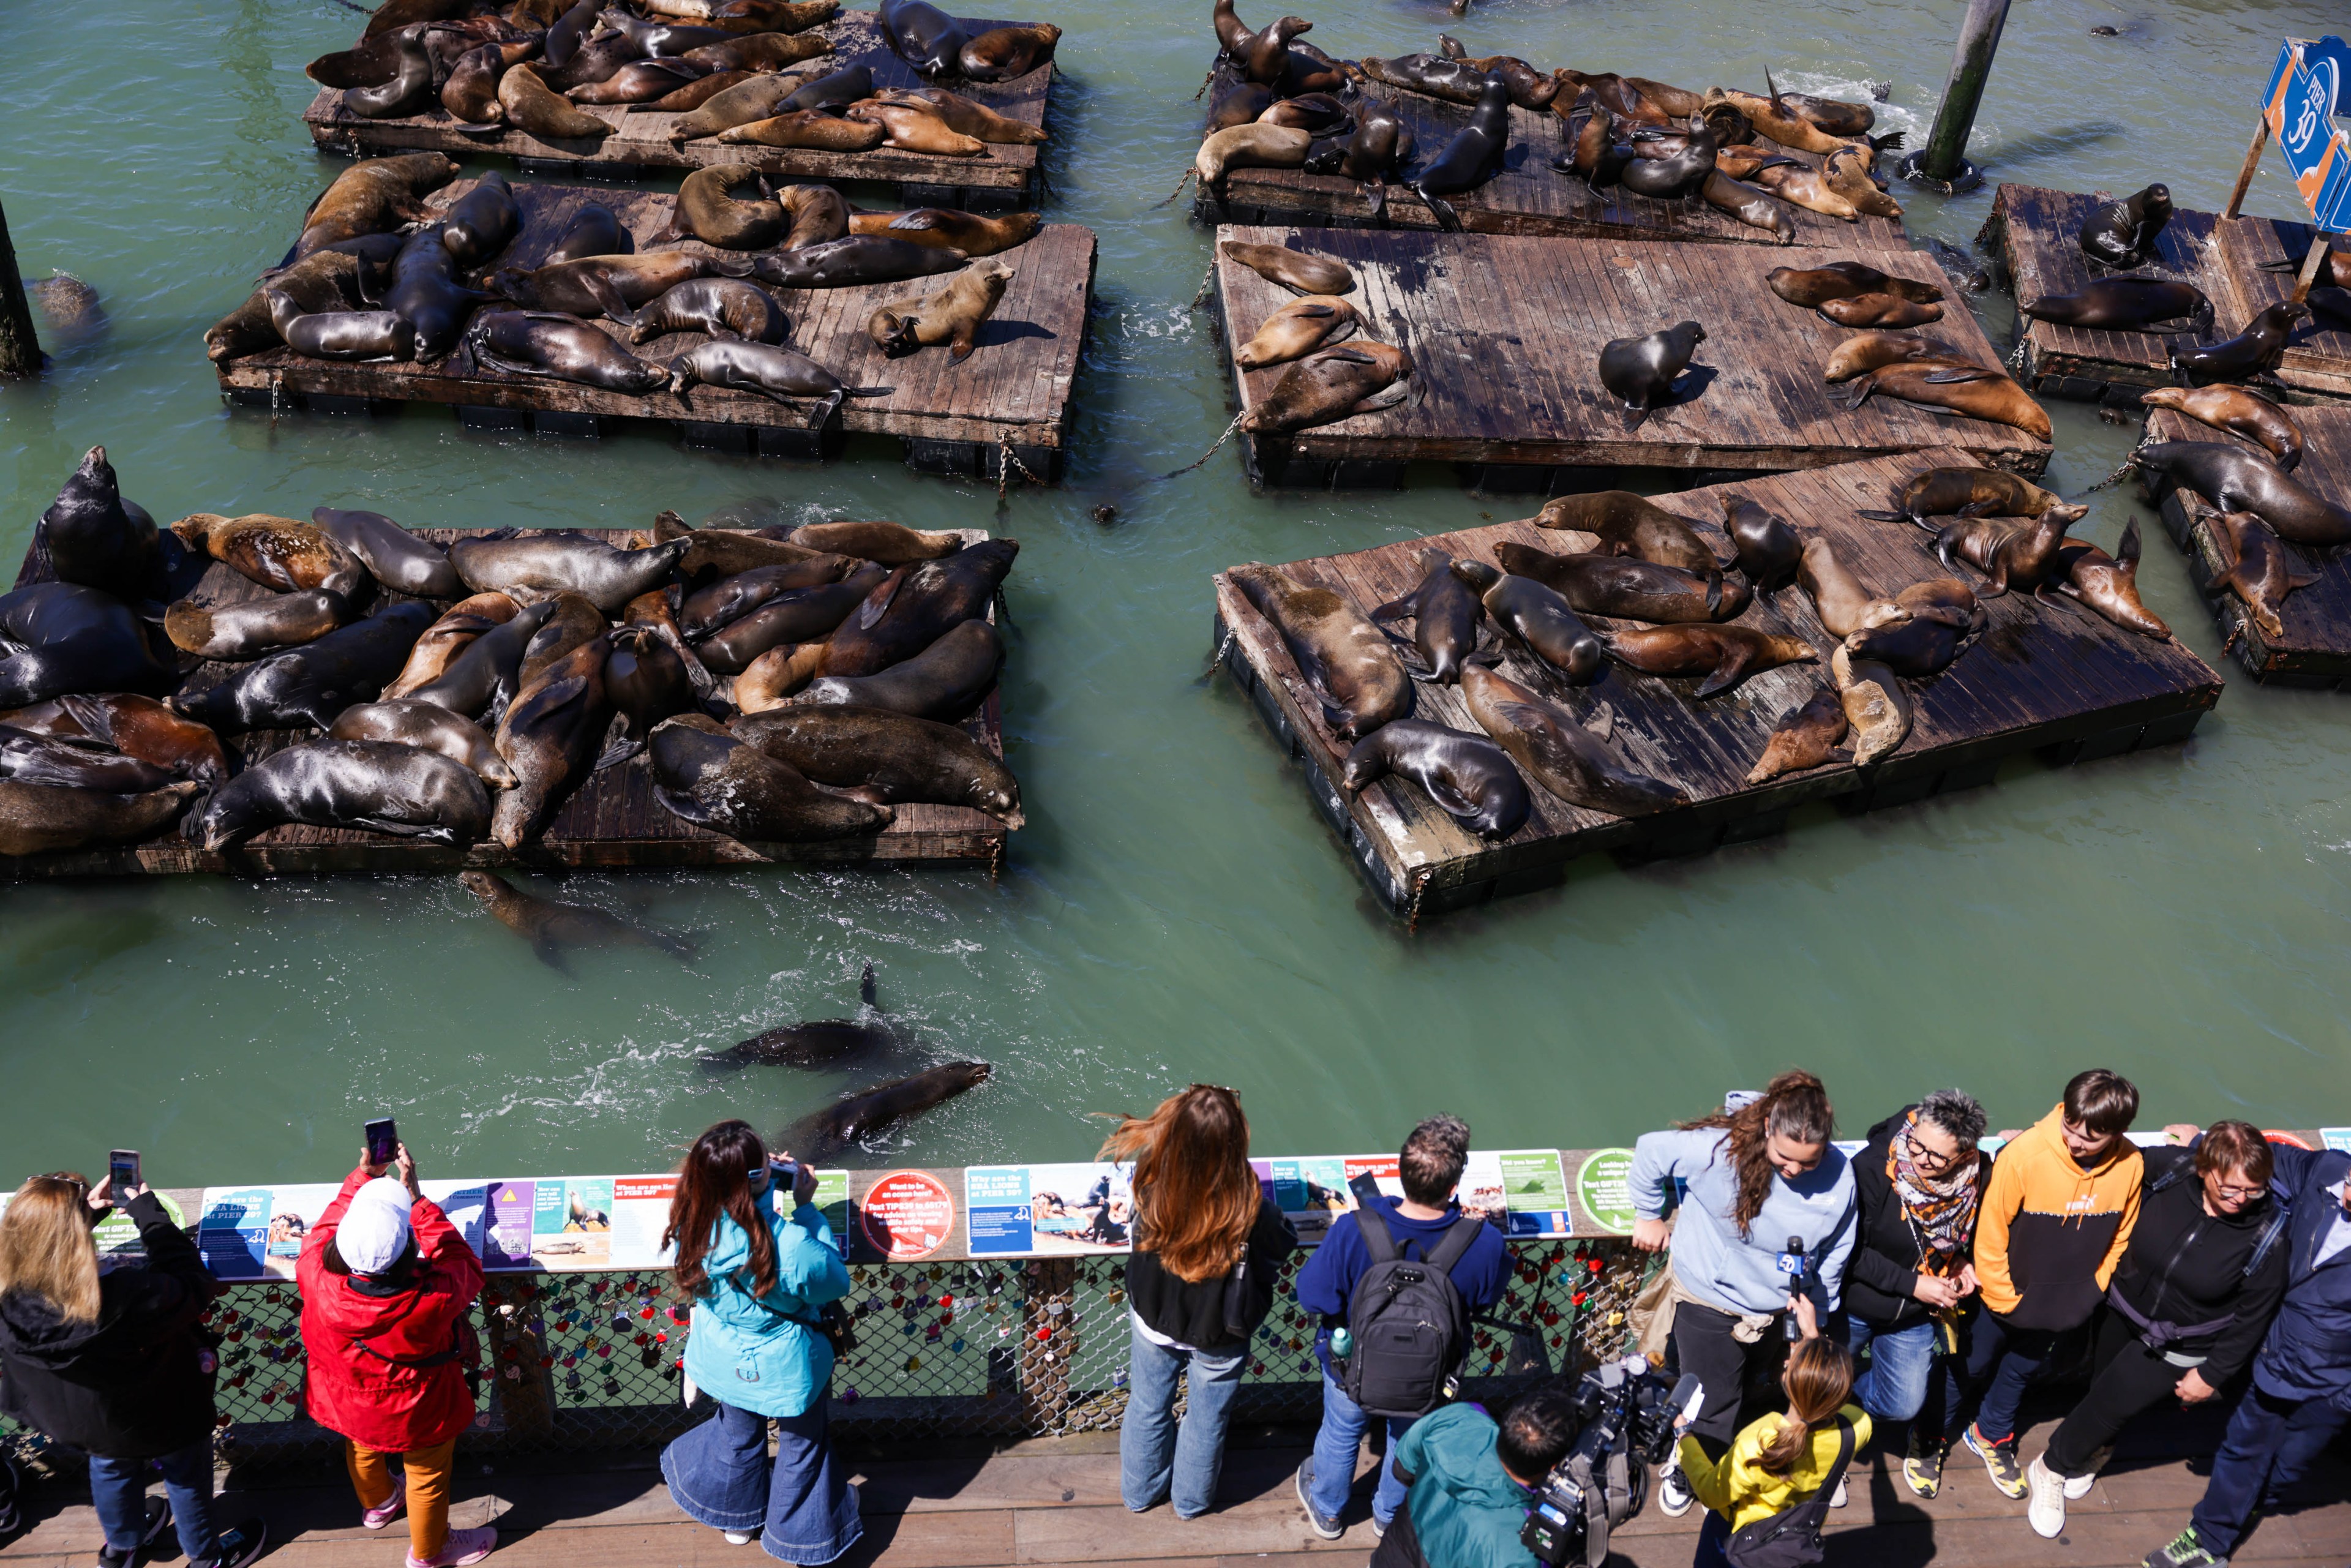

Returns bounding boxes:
[192,740,490,850]
[1341,719,1529,840]
[2140,386,2302,472]
[460,869,697,971]
[1461,664,1683,818]
[772,1060,992,1165]
[1368,549,1484,685]
[648,717,893,842]
[2080,183,2173,270]
[731,705,1022,823]
[702,960,909,1071]
[2169,303,2306,387]
[0,780,200,860]
[37,447,157,602]
[1596,623,1819,697]
[1228,562,1411,743]
[1745,688,1848,785]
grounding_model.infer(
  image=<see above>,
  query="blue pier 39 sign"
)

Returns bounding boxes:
[2263,36,2351,231]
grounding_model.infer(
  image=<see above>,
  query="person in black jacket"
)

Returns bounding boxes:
[2025,1121,2290,1540]
[1837,1091,1991,1501]
[0,1173,266,1568]
[1101,1086,1298,1520]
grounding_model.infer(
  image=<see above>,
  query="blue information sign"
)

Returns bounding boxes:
[2261,36,2351,231]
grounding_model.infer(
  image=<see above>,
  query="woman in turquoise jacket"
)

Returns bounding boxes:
[660,1120,858,1564]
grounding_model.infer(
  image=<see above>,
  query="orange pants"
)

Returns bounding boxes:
[347,1437,456,1560]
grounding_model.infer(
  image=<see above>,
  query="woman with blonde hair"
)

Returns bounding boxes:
[1108,1085,1297,1518]
[0,1172,264,1568]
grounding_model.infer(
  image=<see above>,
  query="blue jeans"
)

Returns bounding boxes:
[1959,1310,2058,1446]
[1844,1315,1956,1427]
[1307,1373,1414,1529]
[1119,1320,1247,1517]
[1691,1508,1733,1568]
[2187,1384,2350,1556]
[662,1394,863,1565]
[88,1439,219,1562]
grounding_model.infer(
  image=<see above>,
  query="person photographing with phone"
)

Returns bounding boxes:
[298,1128,491,1568]
[659,1121,860,1564]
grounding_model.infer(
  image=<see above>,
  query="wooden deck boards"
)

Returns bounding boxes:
[1210,225,2046,489]
[214,179,1093,473]
[2144,403,2351,686]
[1199,72,1908,248]
[1982,183,2351,405]
[304,10,1051,204]
[1213,452,2221,916]
[4,527,1009,879]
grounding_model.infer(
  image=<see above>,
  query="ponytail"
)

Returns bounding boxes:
[1757,1338,1853,1475]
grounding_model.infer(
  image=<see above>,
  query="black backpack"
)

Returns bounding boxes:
[1340,1207,1483,1419]
[1721,1419,1853,1568]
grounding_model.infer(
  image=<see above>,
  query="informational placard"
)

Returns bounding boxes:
[2323,1127,2351,1152]
[1260,1156,1355,1246]
[966,1163,1132,1257]
[1470,1150,1573,1237]
[2262,36,2351,230]
[861,1170,958,1260]
[93,1190,187,1264]
[1575,1149,1638,1235]
[198,1185,342,1281]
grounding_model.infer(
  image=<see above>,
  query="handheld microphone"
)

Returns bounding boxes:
[1783,1236,1809,1341]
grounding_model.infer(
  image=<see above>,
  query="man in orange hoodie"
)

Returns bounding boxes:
[1940,1070,2144,1499]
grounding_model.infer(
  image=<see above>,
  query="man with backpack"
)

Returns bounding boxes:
[1293,1116,1513,1540]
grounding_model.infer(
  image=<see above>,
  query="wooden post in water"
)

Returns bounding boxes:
[1915,0,2012,184]
[0,198,43,378]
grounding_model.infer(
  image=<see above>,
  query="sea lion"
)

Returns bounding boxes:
[541,0,603,68]
[192,740,490,849]
[206,249,375,362]
[874,86,1047,144]
[165,590,350,661]
[732,705,1021,823]
[787,520,963,564]
[2140,386,2303,473]
[313,506,465,597]
[1214,80,1277,132]
[1240,343,1415,433]
[36,447,156,602]
[2057,519,2170,639]
[754,236,967,290]
[1945,508,2070,598]
[516,593,609,693]
[0,727,174,794]
[2080,183,2173,270]
[1859,468,2082,525]
[602,625,697,760]
[1724,499,1800,591]
[1476,573,1606,685]
[439,173,521,270]
[681,557,860,638]
[696,572,885,671]
[460,869,695,970]
[2020,276,2211,334]
[958,21,1058,80]
[1243,15,1312,88]
[490,252,744,317]
[670,167,784,249]
[1831,648,1910,765]
[1556,70,1681,126]
[681,31,833,72]
[820,541,1018,677]
[384,225,491,361]
[1258,91,1352,135]
[1533,492,1722,574]
[2257,249,2351,291]
[1618,110,1719,202]
[408,599,556,721]
[0,695,229,788]
[1842,579,1983,678]
[1302,99,1414,217]
[879,0,969,77]
[169,512,368,598]
[332,700,518,786]
[500,63,615,140]
[1745,688,1848,784]
[263,293,416,362]
[1748,160,1861,222]
[539,28,643,90]
[309,26,423,89]
[1767,262,1943,308]
[648,717,891,842]
[492,642,610,847]
[1797,538,1873,639]
[1188,123,1312,190]
[2130,440,2351,546]
[775,62,874,112]
[1823,332,1968,383]
[652,69,771,111]
[653,512,831,582]
[771,1061,991,1165]
[1598,322,1706,430]
[0,781,200,859]
[1839,362,2053,441]
[1340,719,1528,839]
[567,59,705,103]
[2205,509,2319,643]
[171,602,433,734]
[846,208,1039,257]
[1433,39,1561,110]
[465,310,671,396]
[1488,544,1745,623]
[867,260,1013,360]
[1597,623,1818,697]
[362,0,470,36]
[294,153,459,261]
[702,961,904,1071]
[786,619,1004,721]
[1219,241,1354,297]
[1408,73,1511,228]
[1714,78,1886,157]
[1229,562,1411,743]
[1234,296,1359,370]
[658,0,834,29]
[0,585,171,708]
[1461,664,1683,817]
[668,339,877,410]
[345,28,438,118]
[443,39,541,124]
[384,593,521,698]
[1819,293,1944,328]
[2169,303,2306,386]
[602,277,789,345]
[766,184,852,250]
[1367,549,1483,684]
[667,73,805,141]
[1693,169,1798,244]
[450,531,688,615]
[546,204,633,268]
[1821,145,1903,219]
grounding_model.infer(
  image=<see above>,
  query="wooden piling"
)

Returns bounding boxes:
[0,199,43,378]
[1913,0,2011,184]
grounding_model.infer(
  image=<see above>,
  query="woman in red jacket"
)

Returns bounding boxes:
[298,1142,489,1568]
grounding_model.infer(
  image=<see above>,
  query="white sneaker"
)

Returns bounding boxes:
[723,1532,755,1547]
[1657,1464,1695,1518]
[1830,1477,1848,1509]
[2067,1446,2111,1501]
[2027,1454,2067,1539]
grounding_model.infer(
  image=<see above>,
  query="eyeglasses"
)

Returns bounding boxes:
[2211,1180,2266,1201]
[1903,1132,1964,1171]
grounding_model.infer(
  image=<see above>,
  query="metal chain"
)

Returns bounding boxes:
[995,431,1049,498]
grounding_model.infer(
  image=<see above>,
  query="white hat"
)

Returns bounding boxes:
[340,1179,414,1275]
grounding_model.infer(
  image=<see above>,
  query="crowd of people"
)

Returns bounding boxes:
[0,1072,2340,1568]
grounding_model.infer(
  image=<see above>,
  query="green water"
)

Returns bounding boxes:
[2,0,2345,1191]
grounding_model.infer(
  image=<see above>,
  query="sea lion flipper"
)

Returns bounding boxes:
[855,566,909,628]
[1368,590,1420,623]
[654,782,720,827]
[531,934,576,975]
[1919,367,1998,384]
[1692,648,1752,699]
[860,959,877,1008]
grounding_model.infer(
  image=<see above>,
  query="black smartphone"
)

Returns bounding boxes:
[108,1149,140,1196]
[1348,1171,1385,1209]
[364,1118,399,1166]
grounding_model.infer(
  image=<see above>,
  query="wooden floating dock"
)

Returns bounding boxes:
[215,178,1093,482]
[1212,451,2222,918]
[4,528,1008,879]
[1197,73,1908,248]
[1209,225,2045,492]
[1982,183,2351,405]
[304,10,1052,209]
[2143,402,2351,686]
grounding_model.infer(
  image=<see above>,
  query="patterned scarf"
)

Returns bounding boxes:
[1888,1111,1981,1277]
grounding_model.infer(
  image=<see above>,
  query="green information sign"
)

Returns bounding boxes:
[1575,1149,1637,1234]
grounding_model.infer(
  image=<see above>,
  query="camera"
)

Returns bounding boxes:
[1521,1357,1701,1568]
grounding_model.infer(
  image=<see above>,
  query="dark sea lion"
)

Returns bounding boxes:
[1359,51,1495,107]
[681,557,861,639]
[2205,508,2317,643]
[754,236,968,290]
[491,252,743,317]
[545,204,633,267]
[309,25,420,88]
[1234,296,1359,370]
[653,512,831,582]
[37,447,156,601]
[541,0,602,67]
[1461,664,1683,817]
[602,625,696,760]
[773,1061,991,1165]
[1597,623,1818,697]
[1767,262,1943,307]
[603,274,791,351]
[696,572,887,670]
[1212,0,1253,57]
[331,699,518,786]
[345,28,438,118]
[462,869,696,969]
[192,739,490,849]
[847,209,1040,258]
[165,590,350,661]
[783,619,1004,721]
[444,39,541,124]
[2021,276,2212,333]
[0,585,171,707]
[648,717,891,842]
[1532,490,1720,573]
[362,0,469,36]
[170,602,433,734]
[1240,343,1415,433]
[1859,468,2081,525]
[1843,580,1982,678]
[263,293,416,362]
[1724,498,1800,591]
[1219,241,1354,297]
[671,166,784,249]
[1476,574,1606,685]
[294,154,459,261]
[438,173,522,270]
[451,531,688,614]
[2140,386,2303,473]
[1745,688,1848,785]
[879,0,968,78]
[501,62,617,139]
[313,506,465,598]
[407,598,556,721]
[1819,293,1944,328]
[492,644,610,847]
[2169,303,2306,387]
[566,58,703,103]
[0,780,199,859]
[702,961,904,1071]
[868,260,1011,360]
[0,727,174,794]
[0,695,228,788]
[1302,99,1414,217]
[1243,15,1312,88]
[170,512,369,598]
[2053,521,2169,639]
[2080,184,2173,270]
[715,109,890,152]
[1823,332,1968,382]
[1433,39,1559,110]
[780,64,874,113]
[1409,73,1512,229]
[1258,90,1356,133]
[1597,321,1706,430]
[2256,248,2351,290]
[1621,111,1717,201]
[787,521,963,564]
[207,249,385,362]
[516,593,610,694]
[466,310,670,396]
[1489,543,1744,623]
[1341,719,1528,839]
[822,540,1018,676]
[874,86,1047,144]
[1368,549,1483,685]
[385,226,491,361]
[1207,79,1275,132]
[2130,440,2351,546]
[1840,362,2053,441]
[959,21,1058,80]
[732,705,1021,823]
[543,33,644,94]
[669,339,876,410]
[1229,562,1411,743]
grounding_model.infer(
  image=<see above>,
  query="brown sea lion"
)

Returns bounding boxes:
[650,70,763,119]
[1713,80,1878,157]
[1821,146,1903,218]
[407,599,557,722]
[1531,491,1722,574]
[1842,579,1983,678]
[845,208,1039,256]
[763,183,850,249]
[1258,91,1352,134]
[500,64,615,140]
[2141,386,2303,473]
[516,593,609,694]
[207,249,383,363]
[1768,262,1943,307]
[1859,468,2082,525]
[1189,123,1313,189]
[1597,623,1818,697]
[1234,296,1359,369]
[168,513,368,598]
[732,706,1020,824]
[0,695,229,788]
[669,166,785,249]
[1820,293,1944,328]
[1699,170,1798,244]
[461,870,695,970]
[444,39,543,124]
[866,260,1013,360]
[1798,537,1874,638]
[2205,508,2317,643]
[1490,543,1747,623]
[696,569,890,674]
[1209,78,1277,132]
[1839,362,2052,441]
[666,72,803,140]
[601,625,696,759]
[650,0,834,28]
[649,718,891,843]
[1745,688,1848,784]
[787,520,962,563]
[492,639,610,847]
[332,700,518,786]
[566,58,706,105]
[0,781,199,859]
[1749,162,1859,222]
[2057,520,2170,639]
[1554,70,1680,124]
[1229,562,1411,743]
[1832,647,1910,765]
[1823,332,1967,382]
[384,594,522,698]
[847,100,985,156]
[2020,277,2211,333]
[716,111,888,151]
[1240,343,1415,432]
[165,591,350,661]
[651,512,831,583]
[1460,664,1684,817]
[959,22,1059,81]
[1937,508,2071,598]
[1220,240,1354,296]
[874,86,1047,144]
[681,31,832,71]
[294,153,459,260]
